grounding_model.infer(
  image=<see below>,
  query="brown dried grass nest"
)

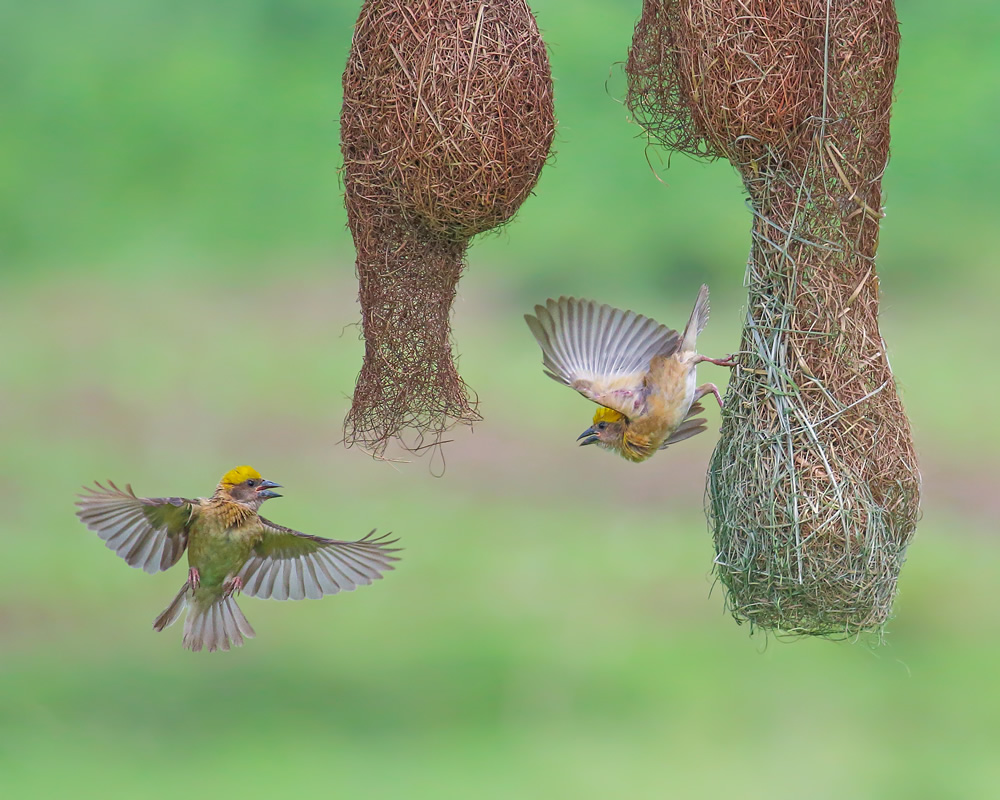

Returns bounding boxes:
[627,0,920,636]
[341,0,555,456]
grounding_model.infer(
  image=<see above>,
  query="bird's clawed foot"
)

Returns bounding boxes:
[222,575,243,599]
[695,354,737,368]
[694,383,725,409]
[187,567,201,590]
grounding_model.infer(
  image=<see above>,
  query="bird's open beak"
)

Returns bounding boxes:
[256,479,282,499]
[577,427,599,446]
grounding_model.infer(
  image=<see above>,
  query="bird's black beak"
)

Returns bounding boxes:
[577,427,599,446]
[256,479,282,499]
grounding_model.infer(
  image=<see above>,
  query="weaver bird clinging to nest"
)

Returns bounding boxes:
[525,285,734,463]
[76,466,400,652]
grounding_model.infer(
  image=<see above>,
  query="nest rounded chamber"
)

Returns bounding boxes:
[627,0,920,636]
[341,0,555,455]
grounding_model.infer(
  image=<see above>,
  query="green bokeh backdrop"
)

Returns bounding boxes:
[2,1,998,798]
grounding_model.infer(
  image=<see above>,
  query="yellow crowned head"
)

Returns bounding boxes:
[219,465,263,487]
[592,406,626,426]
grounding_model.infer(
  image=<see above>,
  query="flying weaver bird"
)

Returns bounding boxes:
[76,466,400,652]
[525,285,734,463]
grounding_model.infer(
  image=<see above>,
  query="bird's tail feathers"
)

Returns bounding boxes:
[152,582,190,632]
[181,594,256,652]
[682,284,710,353]
[659,416,708,449]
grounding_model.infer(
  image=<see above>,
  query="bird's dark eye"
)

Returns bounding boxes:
[597,422,607,430]
[246,479,256,487]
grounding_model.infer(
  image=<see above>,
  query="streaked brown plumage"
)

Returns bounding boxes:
[525,285,733,462]
[75,466,400,652]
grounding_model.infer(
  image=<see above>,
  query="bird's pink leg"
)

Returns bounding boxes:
[694,354,737,367]
[188,567,201,590]
[694,383,724,408]
[222,575,244,599]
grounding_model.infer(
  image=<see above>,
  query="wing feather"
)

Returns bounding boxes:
[288,556,307,602]
[271,559,290,602]
[237,521,400,601]
[241,559,264,595]
[301,557,323,600]
[525,297,680,417]
[76,481,194,573]
[315,550,354,590]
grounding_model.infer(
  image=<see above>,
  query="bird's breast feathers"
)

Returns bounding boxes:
[200,498,258,530]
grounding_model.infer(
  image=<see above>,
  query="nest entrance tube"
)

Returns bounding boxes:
[345,203,474,451]
[340,0,555,456]
[627,0,920,636]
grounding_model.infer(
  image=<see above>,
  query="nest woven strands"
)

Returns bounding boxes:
[341,0,555,455]
[627,0,919,635]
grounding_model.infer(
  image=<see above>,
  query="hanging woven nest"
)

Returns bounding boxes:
[340,0,555,456]
[627,0,920,636]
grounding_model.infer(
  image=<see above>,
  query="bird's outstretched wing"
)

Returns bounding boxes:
[76,481,194,573]
[525,297,680,418]
[238,522,400,601]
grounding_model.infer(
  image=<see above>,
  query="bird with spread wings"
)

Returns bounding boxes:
[525,284,734,462]
[76,466,399,652]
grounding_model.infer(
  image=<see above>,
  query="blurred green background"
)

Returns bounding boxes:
[2,1,998,797]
